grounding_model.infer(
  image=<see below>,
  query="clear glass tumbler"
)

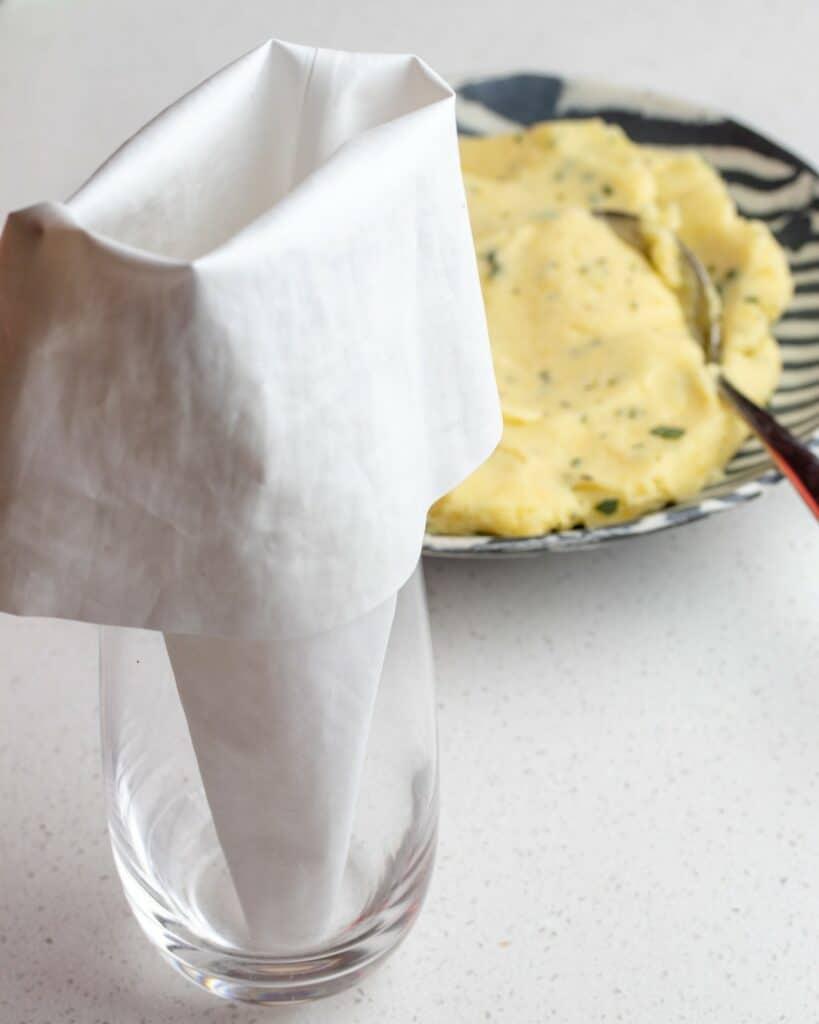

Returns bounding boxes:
[99,564,438,1004]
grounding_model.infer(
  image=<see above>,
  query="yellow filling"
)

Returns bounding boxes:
[428,119,792,536]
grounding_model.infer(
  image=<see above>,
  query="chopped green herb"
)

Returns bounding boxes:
[484,250,502,278]
[572,338,602,358]
[601,183,614,197]
[570,457,583,468]
[539,369,551,384]
[595,498,619,516]
[744,295,759,304]
[650,425,686,440]
[723,268,738,284]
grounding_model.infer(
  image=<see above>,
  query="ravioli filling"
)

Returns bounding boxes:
[428,119,792,536]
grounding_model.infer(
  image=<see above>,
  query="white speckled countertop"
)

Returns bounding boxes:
[2,1,819,1021]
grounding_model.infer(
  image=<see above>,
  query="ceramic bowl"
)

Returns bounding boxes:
[424,72,819,557]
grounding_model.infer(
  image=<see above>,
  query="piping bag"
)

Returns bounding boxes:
[0,39,501,943]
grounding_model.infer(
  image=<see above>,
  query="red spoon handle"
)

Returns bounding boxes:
[719,375,819,520]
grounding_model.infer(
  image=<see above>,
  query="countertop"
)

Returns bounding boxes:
[2,1,819,1021]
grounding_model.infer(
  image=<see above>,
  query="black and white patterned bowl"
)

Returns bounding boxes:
[424,72,819,557]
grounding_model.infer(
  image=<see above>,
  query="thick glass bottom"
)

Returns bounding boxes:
[112,828,437,1005]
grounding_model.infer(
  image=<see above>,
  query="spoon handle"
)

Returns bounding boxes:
[719,375,819,519]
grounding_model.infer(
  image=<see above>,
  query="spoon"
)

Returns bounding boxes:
[598,210,819,519]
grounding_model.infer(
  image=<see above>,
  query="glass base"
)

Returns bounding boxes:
[113,829,437,1005]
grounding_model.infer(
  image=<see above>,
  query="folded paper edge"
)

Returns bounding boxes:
[60,39,455,267]
[0,41,502,643]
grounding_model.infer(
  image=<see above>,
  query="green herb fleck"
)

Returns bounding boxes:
[723,268,738,284]
[650,425,686,440]
[539,369,551,384]
[484,250,502,278]
[570,457,583,468]
[744,295,759,304]
[572,337,602,358]
[595,498,619,516]
[601,183,614,197]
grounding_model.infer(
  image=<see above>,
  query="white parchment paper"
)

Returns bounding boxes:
[0,39,500,941]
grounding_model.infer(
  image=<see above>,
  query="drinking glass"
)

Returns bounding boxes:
[99,563,438,1004]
